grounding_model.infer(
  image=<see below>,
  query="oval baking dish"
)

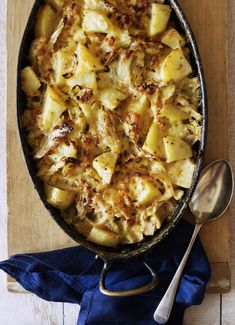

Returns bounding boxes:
[17,0,208,296]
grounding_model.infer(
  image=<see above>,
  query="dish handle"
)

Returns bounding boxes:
[99,260,159,297]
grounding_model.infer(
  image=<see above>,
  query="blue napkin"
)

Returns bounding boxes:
[0,220,211,325]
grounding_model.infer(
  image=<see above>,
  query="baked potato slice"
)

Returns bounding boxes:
[77,43,104,72]
[35,4,57,38]
[160,103,190,121]
[167,158,196,188]
[99,88,127,110]
[143,122,166,159]
[128,95,149,116]
[83,10,110,33]
[88,227,121,247]
[161,28,186,49]
[41,86,66,132]
[45,185,75,210]
[131,177,162,206]
[161,48,192,82]
[163,136,192,162]
[149,3,171,37]
[93,152,117,184]
[21,66,41,97]
[52,45,75,86]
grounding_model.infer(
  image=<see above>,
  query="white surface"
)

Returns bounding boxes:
[0,1,234,324]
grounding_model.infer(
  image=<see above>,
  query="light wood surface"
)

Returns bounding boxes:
[1,0,235,323]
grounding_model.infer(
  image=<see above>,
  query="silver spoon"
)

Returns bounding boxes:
[154,160,234,324]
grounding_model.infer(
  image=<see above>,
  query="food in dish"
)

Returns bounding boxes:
[21,0,202,247]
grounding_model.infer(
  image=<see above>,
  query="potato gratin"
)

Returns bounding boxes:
[21,0,202,247]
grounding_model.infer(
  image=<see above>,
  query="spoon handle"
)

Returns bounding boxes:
[153,223,202,324]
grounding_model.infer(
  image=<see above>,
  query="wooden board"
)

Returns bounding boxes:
[7,0,230,293]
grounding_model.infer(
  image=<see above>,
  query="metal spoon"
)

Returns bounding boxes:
[154,160,234,324]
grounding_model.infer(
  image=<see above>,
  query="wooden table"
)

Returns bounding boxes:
[1,0,235,324]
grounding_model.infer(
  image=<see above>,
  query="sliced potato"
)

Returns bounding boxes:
[163,136,192,162]
[161,28,186,49]
[160,103,190,121]
[83,10,110,33]
[45,185,75,209]
[168,121,188,139]
[35,4,57,38]
[108,30,131,49]
[133,177,162,206]
[149,3,171,37]
[99,88,127,110]
[52,45,75,86]
[180,106,202,121]
[142,122,166,159]
[88,227,121,247]
[67,65,97,92]
[41,86,66,132]
[76,43,104,72]
[21,66,41,97]
[167,158,196,188]
[93,152,117,184]
[161,48,192,82]
[128,95,149,116]
[160,83,176,103]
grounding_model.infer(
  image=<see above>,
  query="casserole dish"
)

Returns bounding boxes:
[17,0,208,296]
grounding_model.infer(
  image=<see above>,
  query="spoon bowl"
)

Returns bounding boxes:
[189,160,234,224]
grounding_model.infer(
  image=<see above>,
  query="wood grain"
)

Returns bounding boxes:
[184,295,221,325]
[7,0,230,294]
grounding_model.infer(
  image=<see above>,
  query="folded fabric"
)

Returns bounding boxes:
[0,220,211,325]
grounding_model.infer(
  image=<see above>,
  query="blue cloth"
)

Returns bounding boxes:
[0,220,211,325]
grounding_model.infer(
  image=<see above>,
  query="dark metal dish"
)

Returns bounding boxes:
[17,0,208,296]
